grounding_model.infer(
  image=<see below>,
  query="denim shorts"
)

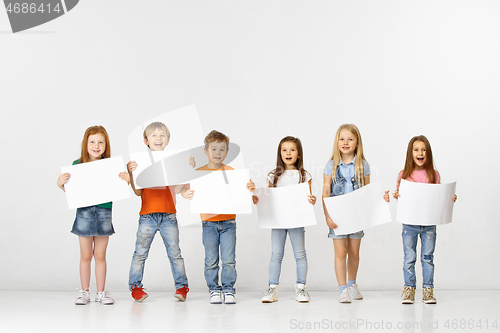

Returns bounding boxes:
[71,206,114,237]
[328,228,364,239]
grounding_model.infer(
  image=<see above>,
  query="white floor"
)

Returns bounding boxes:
[1,290,498,333]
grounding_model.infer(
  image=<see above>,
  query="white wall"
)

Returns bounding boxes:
[1,0,498,291]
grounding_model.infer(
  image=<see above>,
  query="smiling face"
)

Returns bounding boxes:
[338,129,358,158]
[144,128,169,151]
[280,141,299,170]
[412,140,427,169]
[87,133,106,161]
[205,141,228,169]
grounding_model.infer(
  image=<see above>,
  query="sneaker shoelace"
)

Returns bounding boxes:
[297,288,308,298]
[264,287,277,296]
[423,288,435,300]
[401,287,413,298]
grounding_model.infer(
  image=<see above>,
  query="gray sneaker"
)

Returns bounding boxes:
[295,284,310,303]
[348,284,363,300]
[339,288,351,303]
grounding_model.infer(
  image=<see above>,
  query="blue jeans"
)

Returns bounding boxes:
[202,219,237,293]
[129,213,188,290]
[269,227,307,285]
[402,224,436,288]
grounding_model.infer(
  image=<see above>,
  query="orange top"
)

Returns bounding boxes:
[140,187,177,215]
[196,164,237,222]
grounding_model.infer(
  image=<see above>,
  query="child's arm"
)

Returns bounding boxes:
[127,161,143,196]
[247,179,255,192]
[322,174,337,229]
[308,179,316,205]
[57,173,70,192]
[189,156,196,168]
[174,184,195,200]
[383,191,390,202]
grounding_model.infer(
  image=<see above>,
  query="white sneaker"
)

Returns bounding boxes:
[95,291,114,305]
[295,284,310,303]
[224,292,236,304]
[261,285,278,303]
[339,288,351,303]
[348,284,363,300]
[75,288,90,305]
[210,291,223,304]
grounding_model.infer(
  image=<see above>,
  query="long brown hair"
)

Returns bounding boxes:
[269,136,307,187]
[329,124,367,187]
[400,135,437,184]
[78,125,111,163]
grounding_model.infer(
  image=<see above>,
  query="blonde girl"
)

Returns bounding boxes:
[253,136,316,303]
[322,124,369,303]
[57,126,129,305]
[387,135,456,304]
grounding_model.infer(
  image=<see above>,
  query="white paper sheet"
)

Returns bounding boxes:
[61,156,130,209]
[128,105,246,189]
[396,179,456,225]
[256,183,316,229]
[322,181,392,235]
[189,169,252,214]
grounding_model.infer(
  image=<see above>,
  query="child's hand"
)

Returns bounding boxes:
[453,195,457,202]
[189,156,196,168]
[119,172,130,184]
[57,173,70,189]
[182,189,195,200]
[252,195,259,204]
[308,195,316,205]
[326,216,337,229]
[127,161,138,173]
[247,180,256,192]
[392,190,400,200]
[383,190,390,202]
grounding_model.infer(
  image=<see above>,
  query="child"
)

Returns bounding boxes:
[182,130,255,304]
[386,135,456,304]
[322,124,370,303]
[57,125,129,305]
[252,136,316,303]
[127,122,192,302]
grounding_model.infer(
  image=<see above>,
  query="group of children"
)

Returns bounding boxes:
[57,122,457,306]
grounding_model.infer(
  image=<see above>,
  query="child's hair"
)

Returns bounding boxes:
[401,135,437,184]
[79,125,111,163]
[269,136,307,187]
[204,130,230,150]
[143,122,170,139]
[329,124,367,187]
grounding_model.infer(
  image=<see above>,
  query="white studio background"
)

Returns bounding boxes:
[0,0,498,292]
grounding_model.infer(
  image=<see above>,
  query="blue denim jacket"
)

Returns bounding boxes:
[331,165,359,197]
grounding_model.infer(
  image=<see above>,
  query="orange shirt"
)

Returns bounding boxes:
[139,187,177,215]
[196,164,237,222]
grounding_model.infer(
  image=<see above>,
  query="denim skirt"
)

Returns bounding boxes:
[71,206,114,237]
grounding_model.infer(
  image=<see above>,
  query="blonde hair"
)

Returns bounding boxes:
[79,125,111,163]
[143,122,170,139]
[329,124,367,187]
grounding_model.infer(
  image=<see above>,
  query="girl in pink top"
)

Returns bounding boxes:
[384,135,456,305]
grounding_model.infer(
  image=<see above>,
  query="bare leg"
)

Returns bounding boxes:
[333,239,348,286]
[93,236,109,293]
[78,237,94,290]
[346,238,361,281]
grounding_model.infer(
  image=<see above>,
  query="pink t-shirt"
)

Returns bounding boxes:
[397,169,440,189]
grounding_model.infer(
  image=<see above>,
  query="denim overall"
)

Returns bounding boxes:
[331,166,359,197]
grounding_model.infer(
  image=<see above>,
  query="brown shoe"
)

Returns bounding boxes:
[423,287,437,304]
[401,286,415,304]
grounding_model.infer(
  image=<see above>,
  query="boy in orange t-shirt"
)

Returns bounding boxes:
[127,122,192,302]
[182,130,254,304]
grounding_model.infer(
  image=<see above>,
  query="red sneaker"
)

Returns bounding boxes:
[174,286,189,302]
[131,285,148,302]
